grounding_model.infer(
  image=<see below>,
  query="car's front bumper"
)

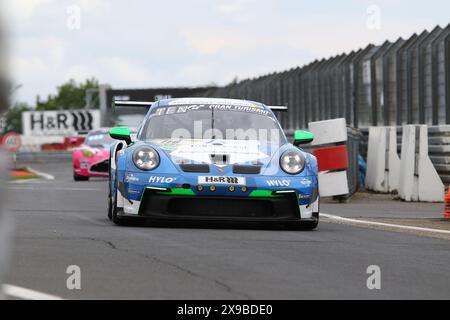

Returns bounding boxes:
[75,159,109,177]
[118,185,319,222]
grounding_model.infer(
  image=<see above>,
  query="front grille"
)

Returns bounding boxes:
[90,160,109,173]
[210,154,229,165]
[139,191,300,220]
[180,164,210,173]
[168,198,274,217]
[233,165,262,174]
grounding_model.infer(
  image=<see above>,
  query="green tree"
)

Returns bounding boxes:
[36,78,99,111]
[2,102,31,134]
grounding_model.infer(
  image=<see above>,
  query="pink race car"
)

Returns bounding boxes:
[73,129,115,181]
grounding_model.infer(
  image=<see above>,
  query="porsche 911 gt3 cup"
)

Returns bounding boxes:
[108,98,319,229]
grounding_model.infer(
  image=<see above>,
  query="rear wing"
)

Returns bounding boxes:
[112,100,154,110]
[268,106,288,112]
[112,100,287,112]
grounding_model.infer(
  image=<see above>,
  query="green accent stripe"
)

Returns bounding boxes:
[157,188,195,196]
[249,190,277,198]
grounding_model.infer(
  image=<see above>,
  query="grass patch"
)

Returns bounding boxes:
[9,168,39,180]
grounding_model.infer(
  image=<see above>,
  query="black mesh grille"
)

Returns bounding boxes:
[139,192,300,221]
[90,160,109,173]
[232,165,262,174]
[168,198,274,217]
[180,164,210,173]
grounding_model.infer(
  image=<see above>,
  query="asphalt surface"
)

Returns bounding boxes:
[3,161,450,299]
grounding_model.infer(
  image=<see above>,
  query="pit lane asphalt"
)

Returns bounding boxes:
[4,161,450,299]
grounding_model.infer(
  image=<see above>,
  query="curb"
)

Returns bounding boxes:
[321,213,450,237]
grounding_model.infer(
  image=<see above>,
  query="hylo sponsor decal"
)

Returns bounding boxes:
[266,179,290,187]
[148,176,176,184]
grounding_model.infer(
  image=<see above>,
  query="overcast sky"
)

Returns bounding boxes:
[2,0,450,105]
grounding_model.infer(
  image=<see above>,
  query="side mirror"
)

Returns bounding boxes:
[109,127,132,145]
[294,130,314,146]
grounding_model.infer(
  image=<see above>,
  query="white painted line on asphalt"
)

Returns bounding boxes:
[320,213,450,235]
[26,167,55,180]
[3,284,63,300]
[7,186,104,191]
[8,179,41,184]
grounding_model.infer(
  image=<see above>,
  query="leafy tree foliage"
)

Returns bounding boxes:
[36,78,99,111]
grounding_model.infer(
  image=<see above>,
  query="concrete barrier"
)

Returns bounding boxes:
[365,127,400,193]
[362,125,450,184]
[308,118,349,197]
[398,125,444,202]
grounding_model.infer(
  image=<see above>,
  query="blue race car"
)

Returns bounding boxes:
[107,98,319,229]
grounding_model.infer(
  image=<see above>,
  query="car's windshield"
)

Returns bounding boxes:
[141,104,286,144]
[85,132,115,148]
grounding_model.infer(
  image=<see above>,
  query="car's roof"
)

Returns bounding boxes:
[155,97,268,109]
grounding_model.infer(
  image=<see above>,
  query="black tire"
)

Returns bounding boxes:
[111,167,125,226]
[301,213,319,230]
[74,173,89,181]
[291,212,319,230]
[107,187,112,221]
[107,152,113,221]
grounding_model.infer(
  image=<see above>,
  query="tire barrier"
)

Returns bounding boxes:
[398,125,444,202]
[308,118,350,198]
[365,127,401,193]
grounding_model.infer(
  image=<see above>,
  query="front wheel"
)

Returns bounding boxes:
[301,217,319,230]
[74,173,89,181]
[292,212,319,230]
[111,168,126,226]
[107,190,112,221]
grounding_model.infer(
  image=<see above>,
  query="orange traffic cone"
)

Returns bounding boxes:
[444,188,450,218]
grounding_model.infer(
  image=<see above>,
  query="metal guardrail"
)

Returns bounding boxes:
[429,125,450,183]
[16,151,73,162]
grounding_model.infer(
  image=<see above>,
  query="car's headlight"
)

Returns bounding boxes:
[82,149,95,158]
[280,149,305,175]
[133,146,160,171]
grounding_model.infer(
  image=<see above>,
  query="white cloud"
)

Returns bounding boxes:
[99,57,152,84]
[216,0,252,14]
[4,0,450,105]
[180,27,253,55]
[3,0,55,21]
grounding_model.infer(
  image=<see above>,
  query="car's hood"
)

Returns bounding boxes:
[147,138,284,167]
